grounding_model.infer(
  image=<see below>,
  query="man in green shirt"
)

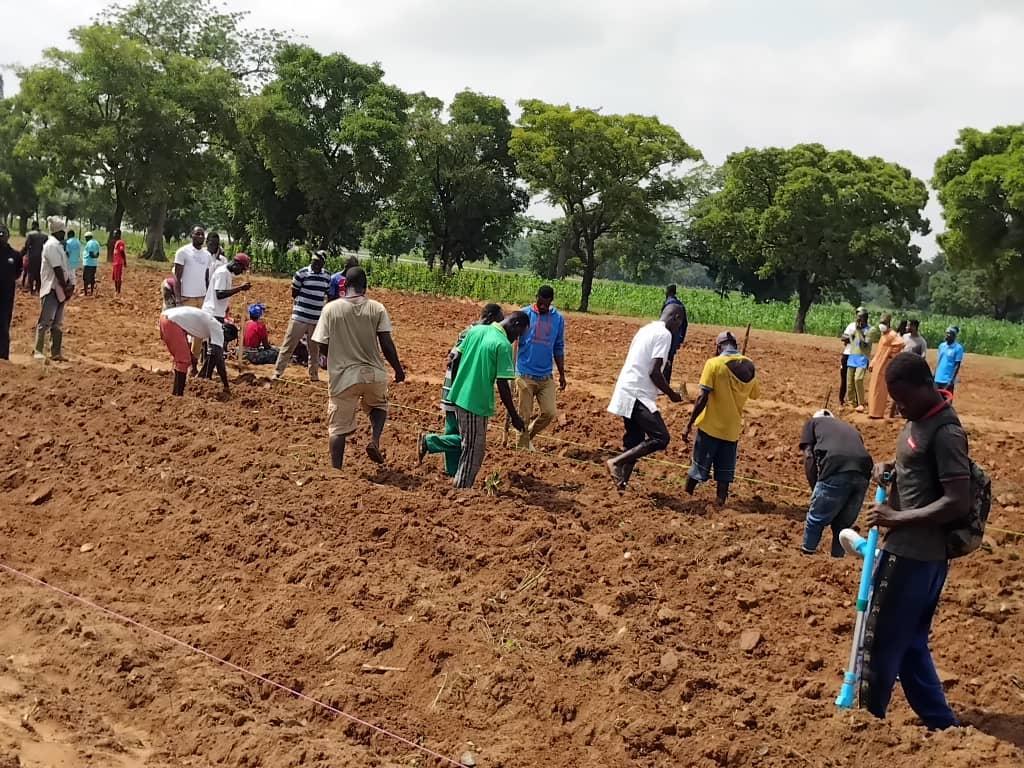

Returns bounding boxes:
[422,311,529,488]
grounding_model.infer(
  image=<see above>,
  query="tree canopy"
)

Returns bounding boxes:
[933,125,1024,320]
[690,144,930,331]
[510,100,701,311]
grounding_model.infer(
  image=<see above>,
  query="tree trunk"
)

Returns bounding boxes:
[17,213,28,236]
[793,273,816,333]
[106,199,125,262]
[578,242,596,313]
[555,232,572,279]
[143,202,168,261]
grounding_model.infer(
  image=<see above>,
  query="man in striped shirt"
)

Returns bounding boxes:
[273,251,331,382]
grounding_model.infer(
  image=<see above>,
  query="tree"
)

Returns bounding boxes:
[242,44,409,252]
[18,23,239,260]
[933,125,1024,319]
[0,98,43,232]
[690,144,930,332]
[927,267,992,317]
[510,101,701,311]
[390,91,527,273]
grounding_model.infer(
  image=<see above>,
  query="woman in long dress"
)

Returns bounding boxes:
[868,313,902,419]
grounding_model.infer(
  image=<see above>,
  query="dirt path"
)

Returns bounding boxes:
[0,263,1022,767]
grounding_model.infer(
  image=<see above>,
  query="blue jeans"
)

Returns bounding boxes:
[860,552,959,730]
[687,430,737,485]
[802,470,869,556]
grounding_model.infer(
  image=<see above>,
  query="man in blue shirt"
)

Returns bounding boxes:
[661,284,689,385]
[934,326,965,393]
[515,285,567,449]
[82,232,102,296]
[64,230,82,281]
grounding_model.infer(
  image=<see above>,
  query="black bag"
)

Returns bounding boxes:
[945,461,991,558]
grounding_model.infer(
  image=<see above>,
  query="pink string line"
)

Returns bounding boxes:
[0,560,463,768]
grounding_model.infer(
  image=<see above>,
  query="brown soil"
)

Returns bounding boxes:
[1,261,1022,768]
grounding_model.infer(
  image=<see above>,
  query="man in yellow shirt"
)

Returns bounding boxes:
[683,331,760,506]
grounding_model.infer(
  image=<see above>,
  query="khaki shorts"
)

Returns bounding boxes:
[328,381,389,437]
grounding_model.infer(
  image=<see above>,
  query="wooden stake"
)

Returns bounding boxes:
[742,323,752,354]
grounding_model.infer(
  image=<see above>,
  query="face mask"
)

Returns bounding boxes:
[879,324,889,333]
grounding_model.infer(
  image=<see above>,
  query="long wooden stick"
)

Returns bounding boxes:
[741,323,752,354]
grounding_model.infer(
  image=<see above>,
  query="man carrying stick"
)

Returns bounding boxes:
[605,304,687,491]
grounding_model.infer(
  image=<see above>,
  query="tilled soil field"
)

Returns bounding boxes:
[1,262,1023,768]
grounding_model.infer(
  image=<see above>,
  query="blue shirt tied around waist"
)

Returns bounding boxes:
[516,304,565,378]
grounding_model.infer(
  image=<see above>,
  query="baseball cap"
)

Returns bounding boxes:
[716,331,738,347]
[233,252,251,269]
[813,409,834,419]
[48,216,66,234]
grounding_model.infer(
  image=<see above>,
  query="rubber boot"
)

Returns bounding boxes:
[33,328,46,359]
[50,329,63,359]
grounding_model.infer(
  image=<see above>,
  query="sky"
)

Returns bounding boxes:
[6,0,1024,258]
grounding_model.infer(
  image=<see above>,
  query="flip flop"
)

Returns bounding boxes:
[366,443,385,464]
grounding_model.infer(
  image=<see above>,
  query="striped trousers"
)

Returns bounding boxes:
[453,406,488,489]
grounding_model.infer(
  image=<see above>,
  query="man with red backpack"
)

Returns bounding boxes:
[861,351,989,729]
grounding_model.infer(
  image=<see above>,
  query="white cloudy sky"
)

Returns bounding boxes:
[7,0,1024,257]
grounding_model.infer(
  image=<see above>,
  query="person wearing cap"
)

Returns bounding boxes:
[34,217,73,361]
[111,229,127,295]
[82,232,101,296]
[0,223,22,360]
[242,303,277,364]
[273,251,331,382]
[841,307,871,411]
[160,305,229,397]
[683,330,759,507]
[798,409,872,556]
[202,252,251,322]
[605,304,687,491]
[934,326,965,394]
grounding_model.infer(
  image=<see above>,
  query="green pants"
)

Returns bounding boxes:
[425,410,462,477]
[846,365,867,407]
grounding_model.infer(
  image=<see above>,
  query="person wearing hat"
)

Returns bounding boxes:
[0,223,22,360]
[605,304,687,491]
[273,250,331,382]
[934,326,965,394]
[798,409,872,556]
[34,217,73,361]
[683,330,760,507]
[841,307,871,411]
[82,232,102,296]
[242,303,278,364]
[20,220,47,295]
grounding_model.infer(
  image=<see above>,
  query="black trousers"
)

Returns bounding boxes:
[616,401,671,484]
[0,283,14,359]
[839,354,849,404]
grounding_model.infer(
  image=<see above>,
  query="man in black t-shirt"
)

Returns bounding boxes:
[20,221,47,295]
[798,409,872,556]
[0,224,22,359]
[861,352,967,730]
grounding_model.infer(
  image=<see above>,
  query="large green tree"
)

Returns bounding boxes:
[381,91,526,273]
[691,144,930,331]
[242,44,409,252]
[0,98,43,233]
[510,101,701,311]
[933,125,1024,319]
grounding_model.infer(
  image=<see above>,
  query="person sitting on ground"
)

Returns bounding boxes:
[934,326,965,394]
[798,409,872,556]
[243,303,278,365]
[683,331,759,507]
[160,305,229,397]
[859,352,969,730]
[82,232,101,296]
[605,304,687,491]
[420,303,505,477]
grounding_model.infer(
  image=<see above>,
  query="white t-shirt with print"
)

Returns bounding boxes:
[202,264,233,318]
[40,235,72,297]
[173,244,212,298]
[607,321,672,418]
[162,306,224,348]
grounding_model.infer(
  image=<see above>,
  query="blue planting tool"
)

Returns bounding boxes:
[835,481,887,710]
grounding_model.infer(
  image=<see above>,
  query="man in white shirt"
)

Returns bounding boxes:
[160,305,229,396]
[605,304,687,490]
[173,226,212,362]
[202,253,251,321]
[34,217,74,362]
